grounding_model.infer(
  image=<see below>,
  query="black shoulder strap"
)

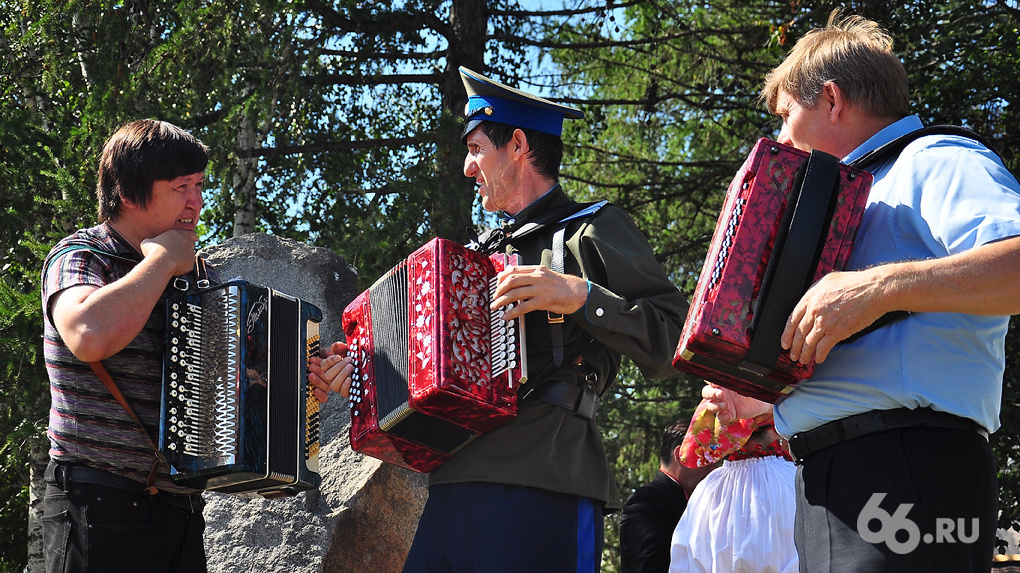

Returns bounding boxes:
[850,125,1000,170]
[474,200,610,254]
[531,200,609,367]
[839,125,1002,343]
[44,244,212,293]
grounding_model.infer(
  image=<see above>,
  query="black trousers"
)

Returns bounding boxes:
[795,426,996,573]
[43,465,207,573]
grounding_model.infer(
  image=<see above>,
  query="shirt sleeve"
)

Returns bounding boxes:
[41,246,114,328]
[908,137,1020,254]
[569,206,689,379]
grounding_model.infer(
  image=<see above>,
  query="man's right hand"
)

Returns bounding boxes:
[141,229,199,276]
[700,383,772,424]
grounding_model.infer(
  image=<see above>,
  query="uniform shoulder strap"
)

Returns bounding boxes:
[508,199,610,244]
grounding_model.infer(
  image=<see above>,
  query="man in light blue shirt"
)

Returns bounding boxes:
[703,11,1020,572]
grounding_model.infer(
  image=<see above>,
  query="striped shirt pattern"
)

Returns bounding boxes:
[42,224,198,494]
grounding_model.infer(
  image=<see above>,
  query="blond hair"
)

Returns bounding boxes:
[761,10,909,119]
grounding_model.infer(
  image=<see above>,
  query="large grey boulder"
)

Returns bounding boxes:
[198,233,428,573]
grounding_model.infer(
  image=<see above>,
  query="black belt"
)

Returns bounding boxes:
[45,461,202,512]
[787,407,988,462]
[532,381,599,421]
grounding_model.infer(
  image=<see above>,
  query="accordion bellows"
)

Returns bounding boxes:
[160,280,323,497]
[673,138,873,402]
[343,238,527,473]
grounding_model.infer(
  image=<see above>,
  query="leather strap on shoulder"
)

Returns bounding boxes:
[88,360,166,494]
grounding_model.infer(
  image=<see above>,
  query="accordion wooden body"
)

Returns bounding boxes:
[342,237,527,473]
[159,279,323,498]
[673,138,873,403]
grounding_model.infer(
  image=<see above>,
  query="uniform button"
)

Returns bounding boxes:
[595,308,605,317]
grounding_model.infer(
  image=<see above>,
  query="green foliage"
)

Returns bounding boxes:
[996,318,1020,550]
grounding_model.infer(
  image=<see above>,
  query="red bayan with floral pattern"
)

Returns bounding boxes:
[673,138,872,402]
[343,238,527,472]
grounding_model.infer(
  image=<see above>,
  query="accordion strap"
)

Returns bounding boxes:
[740,149,841,375]
[88,360,166,495]
[850,124,1000,169]
[548,226,568,367]
[841,125,1000,342]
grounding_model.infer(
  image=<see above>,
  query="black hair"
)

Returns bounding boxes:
[481,122,563,180]
[97,119,209,222]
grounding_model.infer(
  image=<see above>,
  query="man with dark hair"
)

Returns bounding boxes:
[703,12,1020,572]
[620,418,718,573]
[40,119,350,573]
[356,67,688,571]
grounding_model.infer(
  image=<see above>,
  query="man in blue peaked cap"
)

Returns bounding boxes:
[398,67,689,572]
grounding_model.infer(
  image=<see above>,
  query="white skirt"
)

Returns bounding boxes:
[669,456,798,573]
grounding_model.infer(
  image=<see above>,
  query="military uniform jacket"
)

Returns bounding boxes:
[429,186,688,509]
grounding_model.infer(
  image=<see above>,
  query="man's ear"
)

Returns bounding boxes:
[510,128,530,160]
[119,190,138,210]
[672,444,684,465]
[821,81,846,123]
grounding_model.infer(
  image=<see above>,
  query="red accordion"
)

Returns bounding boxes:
[342,238,528,472]
[673,138,873,402]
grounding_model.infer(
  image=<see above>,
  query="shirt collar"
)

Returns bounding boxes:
[843,115,924,165]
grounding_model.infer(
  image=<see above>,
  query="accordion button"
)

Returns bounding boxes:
[595,308,605,317]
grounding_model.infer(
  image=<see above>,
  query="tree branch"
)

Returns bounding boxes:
[319,48,444,61]
[236,136,428,158]
[302,0,454,41]
[490,0,646,18]
[315,72,443,87]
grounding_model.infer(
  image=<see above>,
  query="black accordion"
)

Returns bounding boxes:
[159,279,323,498]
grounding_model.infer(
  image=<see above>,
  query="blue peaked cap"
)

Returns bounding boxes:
[459,66,584,143]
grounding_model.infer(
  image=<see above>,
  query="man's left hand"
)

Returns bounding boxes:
[781,269,887,364]
[308,341,354,403]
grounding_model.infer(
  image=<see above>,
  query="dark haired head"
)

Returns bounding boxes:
[97,119,209,222]
[479,122,563,180]
[659,418,689,466]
